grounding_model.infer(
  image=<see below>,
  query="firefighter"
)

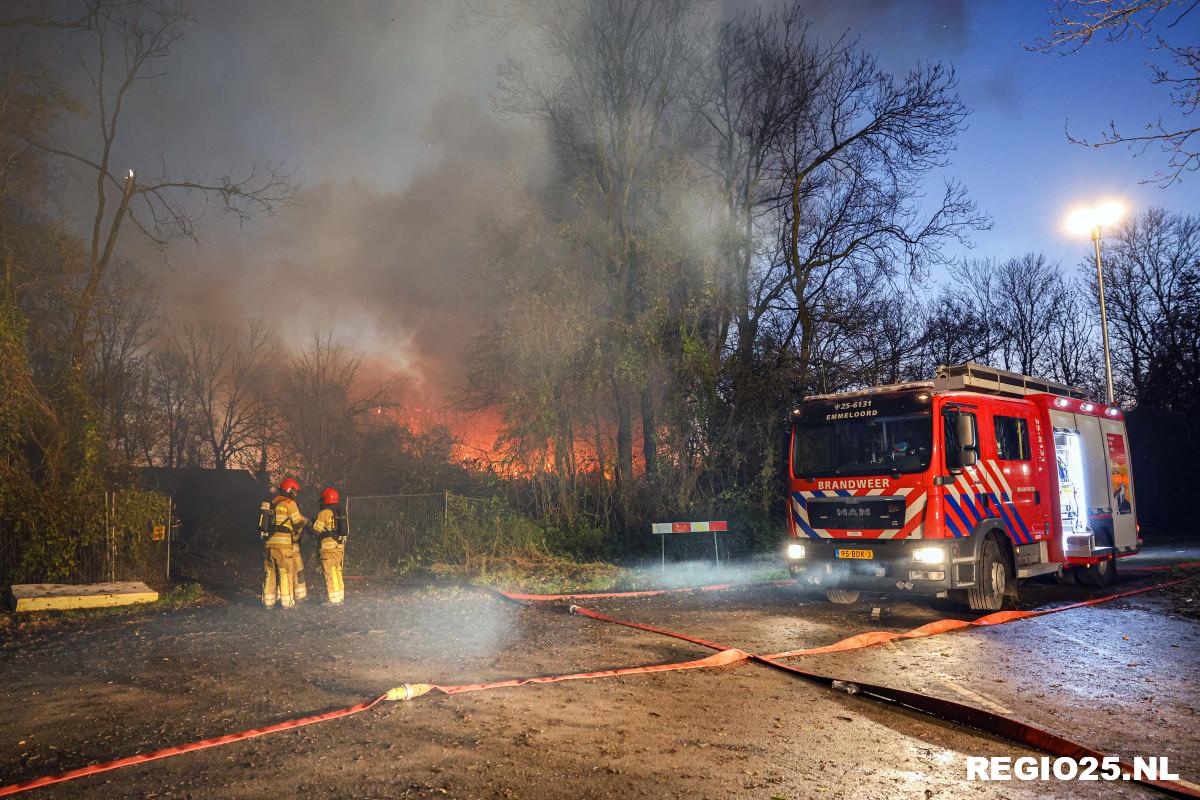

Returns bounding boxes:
[261,477,308,609]
[311,486,346,605]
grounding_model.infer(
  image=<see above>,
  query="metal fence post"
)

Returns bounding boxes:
[107,492,116,583]
[166,496,172,583]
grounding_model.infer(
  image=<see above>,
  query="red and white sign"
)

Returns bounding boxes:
[651,521,729,534]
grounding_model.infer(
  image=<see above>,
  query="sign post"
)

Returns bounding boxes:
[650,521,729,574]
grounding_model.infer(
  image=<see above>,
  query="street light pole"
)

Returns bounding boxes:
[1091,225,1116,405]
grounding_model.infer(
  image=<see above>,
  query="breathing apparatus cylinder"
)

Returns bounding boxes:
[334,506,347,544]
[257,501,272,540]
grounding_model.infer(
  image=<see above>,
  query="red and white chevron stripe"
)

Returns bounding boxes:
[791,487,928,540]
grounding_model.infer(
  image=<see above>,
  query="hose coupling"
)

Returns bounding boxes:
[385,683,434,702]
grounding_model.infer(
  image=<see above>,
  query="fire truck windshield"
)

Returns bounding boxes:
[791,413,933,478]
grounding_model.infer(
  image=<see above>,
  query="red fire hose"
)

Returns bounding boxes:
[0,692,395,797]
[765,575,1194,658]
[568,605,1200,799]
[0,651,752,797]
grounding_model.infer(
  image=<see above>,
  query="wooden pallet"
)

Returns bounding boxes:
[8,582,159,612]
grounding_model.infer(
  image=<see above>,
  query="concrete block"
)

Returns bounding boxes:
[8,582,159,612]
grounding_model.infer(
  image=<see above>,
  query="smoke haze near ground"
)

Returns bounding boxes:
[629,556,789,591]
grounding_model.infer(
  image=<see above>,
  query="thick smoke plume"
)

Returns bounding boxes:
[152,95,548,448]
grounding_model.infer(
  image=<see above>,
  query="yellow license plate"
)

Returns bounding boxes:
[835,549,873,560]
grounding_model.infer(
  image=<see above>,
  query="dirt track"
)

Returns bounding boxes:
[2,546,1199,799]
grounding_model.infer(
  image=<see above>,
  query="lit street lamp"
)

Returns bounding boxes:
[1066,201,1125,406]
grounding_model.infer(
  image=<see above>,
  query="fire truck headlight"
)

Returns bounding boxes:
[786,543,806,560]
[912,546,946,564]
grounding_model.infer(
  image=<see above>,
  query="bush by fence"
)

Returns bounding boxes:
[343,492,610,577]
[0,488,172,587]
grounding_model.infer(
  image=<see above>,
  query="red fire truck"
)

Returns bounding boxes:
[784,363,1140,610]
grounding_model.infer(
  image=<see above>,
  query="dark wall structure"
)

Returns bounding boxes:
[141,467,267,556]
[1125,409,1200,540]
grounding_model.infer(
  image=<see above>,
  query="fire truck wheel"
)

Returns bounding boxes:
[967,538,1007,611]
[1054,567,1079,585]
[825,589,860,604]
[1077,555,1117,587]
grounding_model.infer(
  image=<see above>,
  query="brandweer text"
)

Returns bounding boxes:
[815,478,891,490]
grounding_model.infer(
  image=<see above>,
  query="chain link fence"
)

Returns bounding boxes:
[343,493,503,576]
[0,490,172,588]
[343,493,449,576]
[108,491,173,584]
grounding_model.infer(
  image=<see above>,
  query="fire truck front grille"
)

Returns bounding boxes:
[807,496,906,530]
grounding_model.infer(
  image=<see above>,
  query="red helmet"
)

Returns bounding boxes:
[279,477,300,497]
[320,486,340,506]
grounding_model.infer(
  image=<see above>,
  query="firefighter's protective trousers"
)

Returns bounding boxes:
[312,507,345,605]
[319,540,345,604]
[290,540,307,602]
[262,545,295,608]
[263,495,307,608]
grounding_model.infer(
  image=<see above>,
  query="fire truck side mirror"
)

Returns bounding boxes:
[956,412,978,468]
[945,408,978,472]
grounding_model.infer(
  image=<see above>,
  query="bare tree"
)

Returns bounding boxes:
[88,260,158,459]
[932,255,1072,379]
[776,51,986,392]
[917,290,1000,377]
[1031,0,1200,185]
[993,253,1070,376]
[147,345,198,467]
[469,1,988,534]
[16,0,292,363]
[842,289,929,386]
[1047,283,1101,389]
[1088,207,1200,398]
[690,6,825,379]
[495,0,700,496]
[690,5,826,470]
[177,319,276,470]
[273,334,385,486]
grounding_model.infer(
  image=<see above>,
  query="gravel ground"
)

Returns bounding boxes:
[1,545,1197,799]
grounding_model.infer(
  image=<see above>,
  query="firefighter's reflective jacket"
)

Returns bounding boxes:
[266,495,307,548]
[311,506,345,550]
